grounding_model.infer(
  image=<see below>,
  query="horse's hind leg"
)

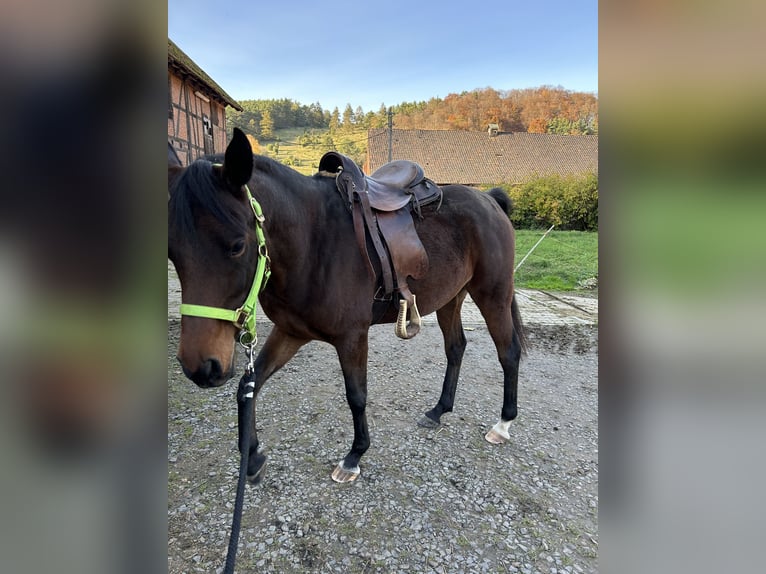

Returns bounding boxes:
[472,292,524,444]
[484,324,523,444]
[419,290,469,428]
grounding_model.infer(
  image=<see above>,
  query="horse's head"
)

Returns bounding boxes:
[168,129,258,387]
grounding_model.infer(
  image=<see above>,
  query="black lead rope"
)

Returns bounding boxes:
[223,355,256,574]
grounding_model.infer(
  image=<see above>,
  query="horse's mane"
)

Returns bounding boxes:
[169,160,249,239]
[170,154,338,239]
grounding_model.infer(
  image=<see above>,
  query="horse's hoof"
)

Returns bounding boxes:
[417,414,440,429]
[484,421,511,444]
[246,467,265,485]
[331,461,360,483]
[484,428,508,444]
[247,452,267,484]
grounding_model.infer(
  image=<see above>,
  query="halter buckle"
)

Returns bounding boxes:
[233,308,250,330]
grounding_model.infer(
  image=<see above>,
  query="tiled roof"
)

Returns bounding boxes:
[367,129,598,185]
[168,39,242,111]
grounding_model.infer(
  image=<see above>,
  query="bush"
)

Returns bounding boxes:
[500,172,598,231]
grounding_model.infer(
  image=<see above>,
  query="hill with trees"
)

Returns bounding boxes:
[225,87,598,229]
[226,86,598,140]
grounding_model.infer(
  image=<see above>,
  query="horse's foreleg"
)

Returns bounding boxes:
[237,377,266,483]
[332,331,370,483]
[240,326,308,483]
[419,292,468,428]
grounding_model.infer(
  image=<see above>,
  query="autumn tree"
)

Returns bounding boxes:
[224,87,597,137]
[528,117,548,133]
[245,133,260,152]
[389,86,597,134]
[259,110,274,139]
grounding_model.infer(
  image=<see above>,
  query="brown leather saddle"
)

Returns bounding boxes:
[318,152,443,338]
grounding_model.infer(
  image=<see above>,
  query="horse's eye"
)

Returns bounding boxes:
[229,239,246,258]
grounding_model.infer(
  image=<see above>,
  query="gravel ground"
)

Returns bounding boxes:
[167,290,598,574]
[167,256,598,574]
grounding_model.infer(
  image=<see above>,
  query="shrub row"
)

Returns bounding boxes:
[494,172,598,231]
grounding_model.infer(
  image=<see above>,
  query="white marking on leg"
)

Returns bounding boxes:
[484,419,512,444]
[493,419,512,439]
[338,459,360,474]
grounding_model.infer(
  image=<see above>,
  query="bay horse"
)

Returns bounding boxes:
[168,128,526,483]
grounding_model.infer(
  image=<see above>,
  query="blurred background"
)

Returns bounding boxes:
[0,0,763,572]
[0,0,166,572]
[599,1,766,573]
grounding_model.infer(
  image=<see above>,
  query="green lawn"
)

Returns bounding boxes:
[259,127,320,175]
[513,230,598,291]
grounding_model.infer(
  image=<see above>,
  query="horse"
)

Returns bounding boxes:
[168,128,526,483]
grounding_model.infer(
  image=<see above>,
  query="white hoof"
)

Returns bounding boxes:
[484,420,511,444]
[331,461,360,483]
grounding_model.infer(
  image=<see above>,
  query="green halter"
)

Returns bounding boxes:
[179,183,270,344]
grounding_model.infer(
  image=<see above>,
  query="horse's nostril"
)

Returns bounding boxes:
[179,357,226,387]
[202,358,223,382]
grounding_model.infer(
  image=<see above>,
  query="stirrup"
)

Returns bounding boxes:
[395,295,421,339]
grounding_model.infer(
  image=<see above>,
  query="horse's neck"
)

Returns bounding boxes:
[254,171,323,258]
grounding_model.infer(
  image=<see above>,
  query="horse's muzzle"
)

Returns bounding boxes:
[178,357,231,388]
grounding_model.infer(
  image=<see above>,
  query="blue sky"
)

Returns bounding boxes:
[168,0,597,113]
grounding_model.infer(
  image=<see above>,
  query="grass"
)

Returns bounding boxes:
[513,230,598,291]
[258,127,320,175]
[259,127,368,176]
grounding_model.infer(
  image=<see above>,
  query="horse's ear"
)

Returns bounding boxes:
[223,128,253,190]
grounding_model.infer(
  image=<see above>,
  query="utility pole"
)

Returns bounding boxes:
[387,107,393,163]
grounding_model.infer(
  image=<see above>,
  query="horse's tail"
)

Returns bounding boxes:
[487,187,514,217]
[511,293,528,356]
[487,188,527,354]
